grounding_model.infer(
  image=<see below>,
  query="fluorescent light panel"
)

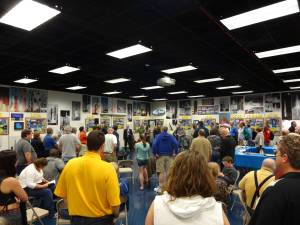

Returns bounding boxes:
[14,78,37,84]
[153,98,167,101]
[282,78,300,83]
[106,44,152,59]
[102,91,122,95]
[289,86,300,90]
[141,86,163,90]
[273,66,300,74]
[256,45,300,58]
[232,91,253,94]
[220,0,299,30]
[167,91,188,95]
[104,78,131,84]
[188,95,205,98]
[216,85,241,90]
[0,0,61,31]
[49,66,80,74]
[131,95,147,98]
[66,86,87,90]
[194,77,223,83]
[161,65,197,74]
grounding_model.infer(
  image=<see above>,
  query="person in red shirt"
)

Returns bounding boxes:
[263,122,270,146]
[78,126,87,145]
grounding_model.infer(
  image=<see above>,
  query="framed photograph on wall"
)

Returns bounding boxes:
[47,104,58,125]
[72,101,81,121]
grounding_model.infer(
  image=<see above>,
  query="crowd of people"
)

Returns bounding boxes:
[0,120,299,225]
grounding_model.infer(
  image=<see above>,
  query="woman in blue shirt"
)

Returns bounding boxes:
[135,135,150,191]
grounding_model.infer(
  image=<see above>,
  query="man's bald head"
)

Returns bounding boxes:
[262,158,276,172]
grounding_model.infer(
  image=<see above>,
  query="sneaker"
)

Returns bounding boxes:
[154,186,162,194]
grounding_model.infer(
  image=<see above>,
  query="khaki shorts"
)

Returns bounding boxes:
[156,156,174,173]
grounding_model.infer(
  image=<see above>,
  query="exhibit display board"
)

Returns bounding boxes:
[0,117,9,135]
[113,116,125,129]
[25,115,47,134]
[244,114,264,129]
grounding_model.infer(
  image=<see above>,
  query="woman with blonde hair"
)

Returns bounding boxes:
[145,151,230,225]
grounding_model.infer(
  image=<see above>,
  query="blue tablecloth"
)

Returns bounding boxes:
[235,150,275,169]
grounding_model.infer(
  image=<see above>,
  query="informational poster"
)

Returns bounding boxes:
[100,116,111,127]
[72,101,81,121]
[245,94,264,114]
[113,116,125,129]
[281,92,292,120]
[127,104,132,122]
[152,101,166,116]
[101,96,108,113]
[82,95,91,113]
[47,104,58,125]
[60,110,70,129]
[230,96,244,113]
[0,118,9,135]
[265,93,280,113]
[10,87,47,112]
[0,87,9,112]
[196,98,218,115]
[140,102,150,116]
[133,120,141,133]
[291,92,300,120]
[179,100,191,116]
[91,96,100,115]
[219,97,229,112]
[219,113,230,124]
[11,113,23,121]
[179,119,192,130]
[166,101,178,119]
[25,118,47,133]
[117,100,126,114]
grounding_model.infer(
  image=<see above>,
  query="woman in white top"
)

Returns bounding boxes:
[19,158,55,218]
[145,150,230,225]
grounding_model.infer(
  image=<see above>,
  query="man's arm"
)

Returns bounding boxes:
[24,152,32,165]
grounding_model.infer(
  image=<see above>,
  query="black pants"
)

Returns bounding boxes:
[71,215,114,225]
[124,139,134,151]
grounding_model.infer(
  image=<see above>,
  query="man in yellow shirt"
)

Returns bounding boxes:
[55,130,120,225]
[239,158,275,214]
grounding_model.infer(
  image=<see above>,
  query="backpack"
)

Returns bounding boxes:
[270,131,274,140]
[243,128,250,141]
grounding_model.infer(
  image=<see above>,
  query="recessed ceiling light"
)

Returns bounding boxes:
[187,95,205,98]
[106,44,152,59]
[153,98,167,101]
[141,86,164,90]
[216,85,241,90]
[162,65,197,74]
[220,0,299,30]
[282,78,300,83]
[130,95,148,98]
[167,91,188,95]
[14,78,37,84]
[0,0,61,31]
[232,91,253,94]
[289,86,300,90]
[256,45,300,58]
[104,78,131,84]
[273,66,300,74]
[102,91,122,95]
[66,86,87,90]
[194,77,223,83]
[49,66,80,74]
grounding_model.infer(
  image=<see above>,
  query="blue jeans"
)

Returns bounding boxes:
[25,187,55,217]
[71,215,114,225]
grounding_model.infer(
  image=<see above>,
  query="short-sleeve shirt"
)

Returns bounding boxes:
[54,151,120,217]
[43,157,65,181]
[104,134,117,153]
[59,134,80,158]
[43,134,57,151]
[15,138,37,166]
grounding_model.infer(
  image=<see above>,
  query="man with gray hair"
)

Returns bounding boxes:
[59,125,81,164]
[219,127,236,161]
[239,158,275,215]
[249,134,300,225]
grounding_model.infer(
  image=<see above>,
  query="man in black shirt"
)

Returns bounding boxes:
[219,127,236,160]
[249,134,300,225]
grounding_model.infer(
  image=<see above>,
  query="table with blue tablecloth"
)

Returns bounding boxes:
[235,148,276,169]
[244,146,276,154]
